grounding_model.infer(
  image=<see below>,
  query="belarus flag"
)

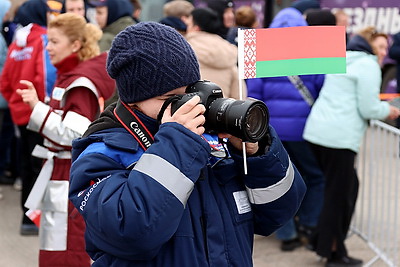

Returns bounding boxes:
[238,26,346,79]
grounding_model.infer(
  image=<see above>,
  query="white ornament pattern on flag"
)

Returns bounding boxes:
[244,29,256,79]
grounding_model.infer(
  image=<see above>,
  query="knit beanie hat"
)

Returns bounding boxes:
[107,22,200,103]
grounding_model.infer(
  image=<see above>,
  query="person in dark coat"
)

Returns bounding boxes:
[388,31,400,127]
[207,0,234,39]
[89,0,135,52]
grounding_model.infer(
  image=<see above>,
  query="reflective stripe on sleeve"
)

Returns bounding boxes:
[134,154,194,206]
[246,158,295,204]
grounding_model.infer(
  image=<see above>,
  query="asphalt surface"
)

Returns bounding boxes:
[0,183,384,267]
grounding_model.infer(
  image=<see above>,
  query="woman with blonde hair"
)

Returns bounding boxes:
[304,26,400,267]
[16,12,115,266]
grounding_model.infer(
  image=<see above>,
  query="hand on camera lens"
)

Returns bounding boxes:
[162,95,206,135]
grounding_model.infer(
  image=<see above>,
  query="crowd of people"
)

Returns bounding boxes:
[1,0,399,267]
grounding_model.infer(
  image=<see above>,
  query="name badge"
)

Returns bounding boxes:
[52,87,65,101]
[233,191,251,214]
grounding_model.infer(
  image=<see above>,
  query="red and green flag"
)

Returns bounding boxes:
[238,26,346,79]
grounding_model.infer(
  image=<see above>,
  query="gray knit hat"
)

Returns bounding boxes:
[107,22,200,103]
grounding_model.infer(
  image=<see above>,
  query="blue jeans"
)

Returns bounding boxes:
[276,141,325,241]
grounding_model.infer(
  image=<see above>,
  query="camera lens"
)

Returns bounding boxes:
[207,98,269,142]
[167,80,269,142]
[246,103,268,140]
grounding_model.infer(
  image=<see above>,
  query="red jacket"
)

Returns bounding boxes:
[29,51,115,180]
[1,23,56,125]
[26,52,115,267]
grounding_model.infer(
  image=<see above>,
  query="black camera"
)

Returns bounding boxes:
[166,80,269,142]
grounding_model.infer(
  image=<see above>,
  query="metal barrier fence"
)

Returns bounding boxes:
[353,119,400,267]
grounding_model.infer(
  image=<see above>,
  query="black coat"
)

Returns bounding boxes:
[389,32,400,92]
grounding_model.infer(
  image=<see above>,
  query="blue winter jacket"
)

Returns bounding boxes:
[69,107,306,266]
[246,75,324,141]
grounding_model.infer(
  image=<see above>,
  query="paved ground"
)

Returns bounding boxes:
[0,184,384,267]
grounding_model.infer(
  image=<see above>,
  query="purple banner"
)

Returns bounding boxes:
[320,0,400,34]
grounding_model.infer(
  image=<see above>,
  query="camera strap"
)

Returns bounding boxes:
[156,95,182,125]
[113,100,154,151]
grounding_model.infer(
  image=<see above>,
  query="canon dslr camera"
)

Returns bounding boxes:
[162,80,269,142]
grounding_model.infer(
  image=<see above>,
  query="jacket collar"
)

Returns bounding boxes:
[55,53,80,74]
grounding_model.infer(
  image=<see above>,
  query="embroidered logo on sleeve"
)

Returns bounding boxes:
[233,191,251,214]
[79,175,109,211]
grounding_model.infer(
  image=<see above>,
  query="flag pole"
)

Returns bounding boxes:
[239,83,248,175]
[237,28,248,175]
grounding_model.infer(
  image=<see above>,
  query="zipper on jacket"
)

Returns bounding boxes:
[199,169,205,181]
[198,168,209,263]
[200,215,209,262]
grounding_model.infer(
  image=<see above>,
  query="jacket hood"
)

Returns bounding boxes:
[103,16,134,35]
[81,102,121,138]
[345,50,377,66]
[206,0,233,38]
[186,31,237,69]
[73,104,127,161]
[346,35,374,55]
[269,7,307,28]
[159,16,187,32]
[14,0,49,27]
[14,23,46,48]
[107,0,133,26]
[63,53,115,101]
